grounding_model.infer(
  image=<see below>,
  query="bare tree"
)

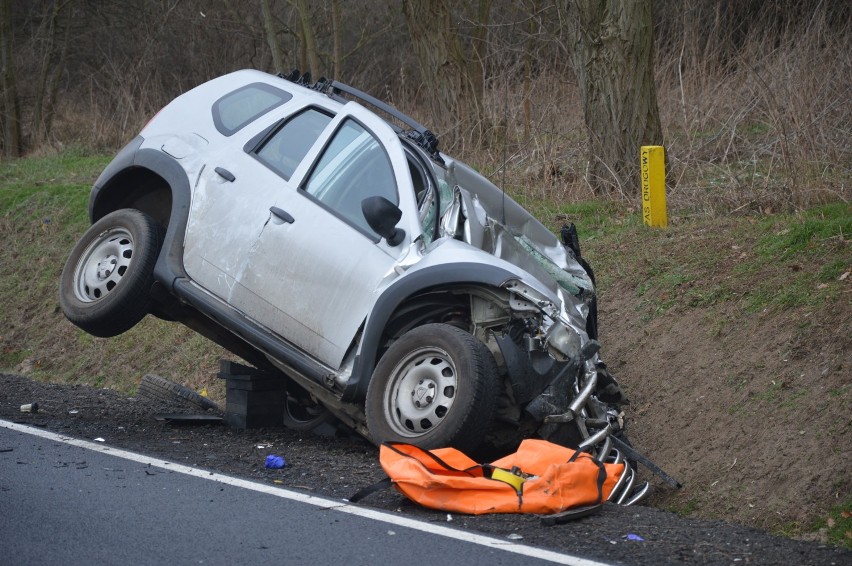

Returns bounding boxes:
[562,0,662,196]
[0,0,20,156]
[260,0,286,73]
[294,0,320,78]
[402,0,490,143]
[31,0,72,146]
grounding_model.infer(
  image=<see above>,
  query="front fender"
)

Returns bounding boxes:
[342,261,519,402]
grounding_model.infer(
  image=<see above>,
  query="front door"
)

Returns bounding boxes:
[237,104,420,368]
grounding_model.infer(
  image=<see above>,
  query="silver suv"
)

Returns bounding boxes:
[60,70,630,467]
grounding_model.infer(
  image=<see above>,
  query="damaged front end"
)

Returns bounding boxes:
[431,168,663,505]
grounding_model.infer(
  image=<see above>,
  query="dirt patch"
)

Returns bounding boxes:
[595,230,851,534]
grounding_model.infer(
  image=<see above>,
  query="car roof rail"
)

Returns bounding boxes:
[278,69,443,164]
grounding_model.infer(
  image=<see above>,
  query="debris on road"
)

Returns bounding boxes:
[265,455,286,469]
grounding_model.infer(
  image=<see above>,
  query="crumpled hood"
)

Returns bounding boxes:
[437,157,595,319]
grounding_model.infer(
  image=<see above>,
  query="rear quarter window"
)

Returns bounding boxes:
[212,83,292,136]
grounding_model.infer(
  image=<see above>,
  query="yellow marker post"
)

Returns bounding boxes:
[640,146,667,228]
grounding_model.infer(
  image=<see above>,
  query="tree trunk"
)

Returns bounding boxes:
[260,0,286,73]
[331,0,342,78]
[403,0,490,144]
[294,0,320,78]
[522,0,540,142]
[32,0,72,146]
[564,0,662,196]
[0,0,20,157]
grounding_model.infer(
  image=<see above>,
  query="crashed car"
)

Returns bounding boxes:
[60,69,649,503]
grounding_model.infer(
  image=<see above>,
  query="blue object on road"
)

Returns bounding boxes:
[265,455,286,469]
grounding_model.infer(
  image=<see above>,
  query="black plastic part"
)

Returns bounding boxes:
[610,435,683,489]
[91,145,194,293]
[495,334,570,404]
[361,196,405,246]
[560,223,582,257]
[541,503,604,525]
[269,206,295,224]
[214,167,235,182]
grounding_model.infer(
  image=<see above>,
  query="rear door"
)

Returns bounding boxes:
[237,103,421,368]
[183,100,332,305]
[182,81,300,302]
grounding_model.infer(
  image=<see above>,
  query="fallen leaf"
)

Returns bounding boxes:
[839,271,850,281]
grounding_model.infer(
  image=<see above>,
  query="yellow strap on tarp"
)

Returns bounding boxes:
[490,467,526,493]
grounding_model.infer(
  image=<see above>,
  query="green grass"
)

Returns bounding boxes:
[809,501,852,549]
[0,151,227,397]
[755,203,851,261]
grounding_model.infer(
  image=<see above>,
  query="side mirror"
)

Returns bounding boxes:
[362,196,406,246]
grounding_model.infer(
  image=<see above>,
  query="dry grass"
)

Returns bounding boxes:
[12,2,850,216]
[436,5,852,217]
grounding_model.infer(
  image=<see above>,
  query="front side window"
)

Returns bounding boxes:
[212,83,292,136]
[303,119,398,238]
[254,108,333,180]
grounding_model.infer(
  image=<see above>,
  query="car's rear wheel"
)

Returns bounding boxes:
[60,209,162,337]
[365,323,498,453]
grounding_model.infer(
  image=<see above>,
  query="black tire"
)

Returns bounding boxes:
[137,374,221,411]
[282,391,335,431]
[365,323,498,454]
[59,209,162,337]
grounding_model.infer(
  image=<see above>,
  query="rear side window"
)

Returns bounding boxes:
[254,108,333,180]
[212,83,292,136]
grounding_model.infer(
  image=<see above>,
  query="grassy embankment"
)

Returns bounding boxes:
[0,150,849,545]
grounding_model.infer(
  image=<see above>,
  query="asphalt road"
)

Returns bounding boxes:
[0,422,609,566]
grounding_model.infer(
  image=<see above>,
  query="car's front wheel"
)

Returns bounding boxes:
[365,323,498,453]
[60,209,162,337]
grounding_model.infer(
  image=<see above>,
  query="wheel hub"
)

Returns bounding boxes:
[412,379,437,409]
[96,255,119,279]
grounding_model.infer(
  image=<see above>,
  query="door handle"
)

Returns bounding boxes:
[214,167,235,182]
[269,206,295,224]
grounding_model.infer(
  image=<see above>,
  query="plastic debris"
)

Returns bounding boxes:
[69,410,79,414]
[94,438,105,442]
[507,533,524,540]
[625,533,645,542]
[446,514,453,522]
[265,455,286,469]
[20,403,38,413]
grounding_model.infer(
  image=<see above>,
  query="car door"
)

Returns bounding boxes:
[183,105,334,305]
[237,103,421,368]
[182,145,275,304]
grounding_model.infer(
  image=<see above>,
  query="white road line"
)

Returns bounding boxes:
[1,419,613,566]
